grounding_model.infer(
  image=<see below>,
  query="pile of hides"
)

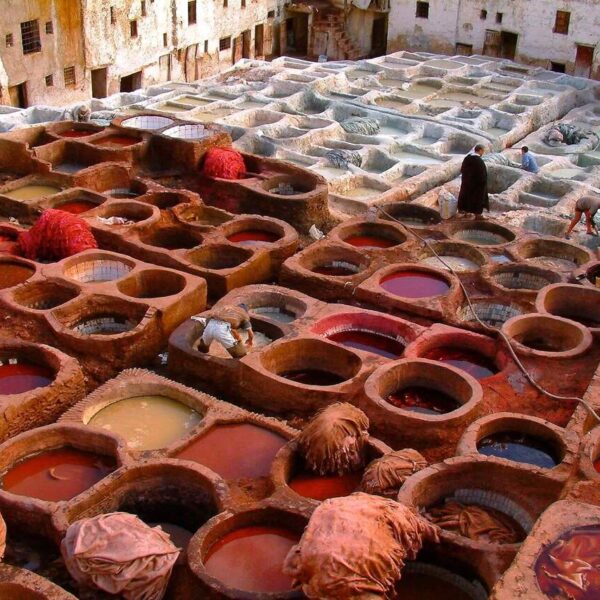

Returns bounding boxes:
[360,449,428,498]
[325,149,362,169]
[62,512,180,600]
[202,147,247,179]
[295,403,369,475]
[545,123,595,146]
[18,209,97,261]
[340,117,380,135]
[284,493,440,599]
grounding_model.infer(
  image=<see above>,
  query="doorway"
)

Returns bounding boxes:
[120,70,142,92]
[482,30,501,57]
[575,44,594,78]
[286,14,309,55]
[242,29,251,59]
[255,24,264,57]
[500,31,518,60]
[371,16,387,57]
[9,83,27,108]
[91,68,108,98]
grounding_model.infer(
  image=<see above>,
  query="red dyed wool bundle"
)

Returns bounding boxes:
[202,147,246,180]
[18,209,97,261]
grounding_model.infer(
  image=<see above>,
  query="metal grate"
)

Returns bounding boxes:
[64,66,76,86]
[121,115,174,130]
[5,33,13,47]
[163,124,209,140]
[64,258,133,283]
[20,20,41,54]
[219,36,231,51]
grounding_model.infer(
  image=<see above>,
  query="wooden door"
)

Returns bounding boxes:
[575,44,594,78]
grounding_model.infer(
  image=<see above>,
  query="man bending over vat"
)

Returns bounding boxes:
[192,304,254,358]
[565,195,600,239]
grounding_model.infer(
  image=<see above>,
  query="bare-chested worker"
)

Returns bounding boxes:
[565,195,600,239]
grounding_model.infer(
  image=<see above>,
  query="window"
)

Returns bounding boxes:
[415,1,429,19]
[163,32,168,46]
[141,0,146,16]
[45,21,53,34]
[204,40,208,52]
[20,20,41,54]
[130,20,138,37]
[495,12,502,23]
[63,66,76,86]
[5,33,13,47]
[223,0,228,7]
[554,10,570,35]
[219,36,231,51]
[267,9,275,18]
[242,0,246,7]
[110,6,116,24]
[45,74,53,87]
[550,61,566,73]
[480,9,487,20]
[188,0,197,24]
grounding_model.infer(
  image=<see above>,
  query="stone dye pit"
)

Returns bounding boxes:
[0,49,598,600]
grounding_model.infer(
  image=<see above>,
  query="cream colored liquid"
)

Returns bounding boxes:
[341,186,381,199]
[177,96,212,106]
[88,395,201,451]
[4,185,61,200]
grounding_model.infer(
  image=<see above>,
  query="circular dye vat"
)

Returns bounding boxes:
[422,347,497,380]
[1,448,115,502]
[289,470,362,501]
[395,564,486,600]
[477,431,559,469]
[226,230,279,245]
[535,526,600,600]
[0,362,53,395]
[387,386,461,415]
[56,200,98,214]
[0,263,34,290]
[72,315,136,335]
[3,185,61,201]
[313,262,359,277]
[203,526,298,593]
[93,135,140,147]
[380,271,450,298]
[107,189,140,199]
[327,329,404,359]
[419,255,480,273]
[59,129,95,138]
[280,369,346,386]
[175,423,287,479]
[344,235,396,249]
[88,395,202,451]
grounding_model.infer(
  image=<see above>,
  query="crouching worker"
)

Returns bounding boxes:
[192,304,254,358]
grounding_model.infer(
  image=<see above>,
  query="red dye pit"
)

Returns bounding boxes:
[344,235,396,249]
[327,329,404,358]
[175,423,286,479]
[535,526,600,600]
[93,135,140,147]
[204,526,298,593]
[387,386,461,415]
[0,362,53,394]
[56,200,97,215]
[380,271,450,298]
[289,470,362,501]
[313,264,358,276]
[2,448,115,502]
[422,347,497,379]
[226,230,279,245]
[594,458,600,473]
[59,129,94,138]
[280,369,346,386]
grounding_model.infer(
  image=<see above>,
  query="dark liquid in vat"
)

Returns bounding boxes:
[380,271,450,298]
[395,569,482,600]
[422,347,497,379]
[313,264,358,276]
[327,329,404,358]
[280,369,346,386]
[478,431,559,468]
[387,386,461,415]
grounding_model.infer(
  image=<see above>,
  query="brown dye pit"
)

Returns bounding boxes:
[175,423,287,479]
[514,332,571,352]
[477,431,559,469]
[0,263,35,289]
[327,329,405,358]
[203,526,299,593]
[535,526,600,600]
[289,470,362,501]
[226,230,280,245]
[380,271,450,298]
[0,362,53,394]
[1,448,115,502]
[344,234,396,248]
[422,347,497,379]
[58,129,95,138]
[387,386,461,415]
[93,135,140,147]
[88,395,202,451]
[280,369,346,386]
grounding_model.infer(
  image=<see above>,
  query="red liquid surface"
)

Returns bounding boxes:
[313,265,357,276]
[380,271,450,298]
[175,423,286,479]
[344,235,395,249]
[227,230,279,245]
[0,264,34,289]
[56,200,97,214]
[387,386,461,415]
[59,129,94,138]
[422,347,497,379]
[204,526,298,593]
[535,526,600,600]
[2,448,115,502]
[94,135,140,147]
[280,369,346,386]
[594,458,600,473]
[327,329,404,358]
[289,471,362,501]
[0,363,53,394]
